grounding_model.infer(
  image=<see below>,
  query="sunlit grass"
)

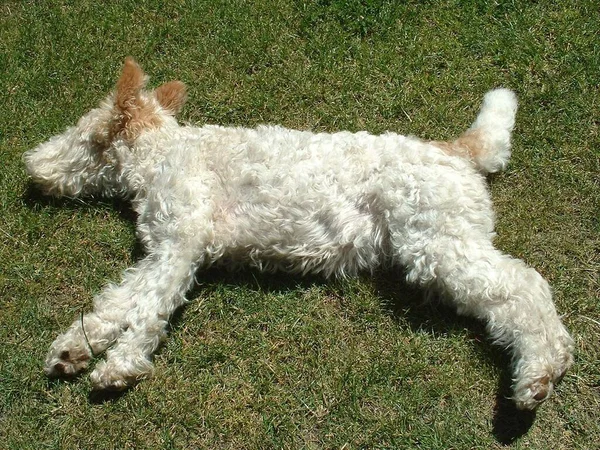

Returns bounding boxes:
[1,1,598,448]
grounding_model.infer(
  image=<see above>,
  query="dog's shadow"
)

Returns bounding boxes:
[26,184,534,444]
[23,184,138,227]
[181,267,535,444]
[371,272,536,444]
[23,184,145,257]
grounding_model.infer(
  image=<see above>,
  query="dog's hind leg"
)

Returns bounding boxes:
[394,231,574,409]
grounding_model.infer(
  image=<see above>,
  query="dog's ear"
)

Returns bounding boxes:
[115,57,147,111]
[111,58,161,141]
[154,81,187,115]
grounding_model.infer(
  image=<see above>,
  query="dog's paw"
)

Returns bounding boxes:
[44,344,91,377]
[511,353,572,410]
[512,374,554,410]
[90,358,153,391]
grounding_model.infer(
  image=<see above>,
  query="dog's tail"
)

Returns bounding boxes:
[432,88,518,174]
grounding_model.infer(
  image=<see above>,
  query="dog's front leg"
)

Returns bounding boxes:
[44,276,147,378]
[87,243,200,390]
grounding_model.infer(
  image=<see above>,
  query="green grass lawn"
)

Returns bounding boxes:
[1,0,599,448]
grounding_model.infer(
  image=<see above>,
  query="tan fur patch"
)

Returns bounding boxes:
[116,57,146,111]
[455,129,486,160]
[430,129,486,161]
[112,58,163,141]
[155,81,187,115]
[113,101,163,142]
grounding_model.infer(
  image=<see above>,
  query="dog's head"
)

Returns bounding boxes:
[23,58,187,197]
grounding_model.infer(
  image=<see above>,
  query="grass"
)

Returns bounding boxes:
[1,0,599,448]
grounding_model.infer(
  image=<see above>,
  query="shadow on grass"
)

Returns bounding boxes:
[24,183,141,223]
[88,389,129,404]
[371,271,536,444]
[492,383,537,445]
[23,183,134,220]
[46,372,85,386]
[23,183,145,259]
[26,183,535,443]
[185,268,537,443]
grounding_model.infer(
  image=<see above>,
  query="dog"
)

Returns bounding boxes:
[24,58,573,410]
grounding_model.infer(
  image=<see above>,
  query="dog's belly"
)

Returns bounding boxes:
[213,197,389,277]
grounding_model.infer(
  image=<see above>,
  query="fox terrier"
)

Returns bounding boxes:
[24,58,573,410]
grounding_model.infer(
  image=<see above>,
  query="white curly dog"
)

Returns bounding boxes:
[24,58,573,410]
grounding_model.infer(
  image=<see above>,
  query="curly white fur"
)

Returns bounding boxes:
[24,59,573,410]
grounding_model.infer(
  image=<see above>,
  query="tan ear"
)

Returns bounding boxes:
[115,57,147,111]
[111,58,161,141]
[154,80,187,115]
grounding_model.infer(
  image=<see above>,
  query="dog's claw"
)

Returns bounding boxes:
[44,353,90,378]
[531,375,550,401]
[44,341,92,378]
[513,371,561,410]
